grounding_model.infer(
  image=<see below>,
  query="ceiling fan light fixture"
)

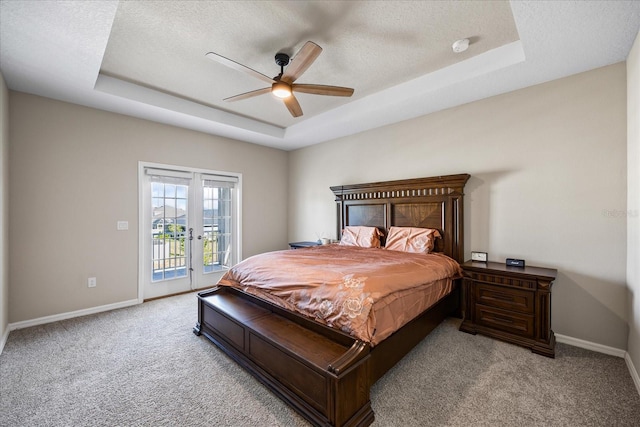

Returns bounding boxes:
[272,81,292,98]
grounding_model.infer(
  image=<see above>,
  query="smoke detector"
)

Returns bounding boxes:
[452,38,470,53]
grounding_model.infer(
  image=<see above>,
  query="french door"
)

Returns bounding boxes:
[139,163,240,300]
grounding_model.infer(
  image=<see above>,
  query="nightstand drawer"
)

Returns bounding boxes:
[467,272,536,290]
[475,283,534,314]
[475,305,534,338]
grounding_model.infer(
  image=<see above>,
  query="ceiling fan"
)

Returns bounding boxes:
[206,41,354,118]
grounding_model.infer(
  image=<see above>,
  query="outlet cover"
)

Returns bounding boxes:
[88,277,97,288]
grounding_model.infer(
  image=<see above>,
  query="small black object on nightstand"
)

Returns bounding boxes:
[506,258,525,267]
[289,241,321,249]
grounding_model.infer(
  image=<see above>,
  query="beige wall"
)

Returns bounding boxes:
[8,92,288,323]
[0,72,8,342]
[3,57,633,354]
[289,63,629,350]
[627,30,640,371]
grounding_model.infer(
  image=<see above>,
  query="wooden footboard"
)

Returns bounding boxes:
[194,286,375,427]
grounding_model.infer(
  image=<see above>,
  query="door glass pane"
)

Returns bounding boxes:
[151,181,188,281]
[203,181,233,273]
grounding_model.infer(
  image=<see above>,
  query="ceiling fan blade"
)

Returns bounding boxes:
[293,84,354,97]
[206,52,275,85]
[283,94,303,117]
[224,87,271,102]
[281,41,322,84]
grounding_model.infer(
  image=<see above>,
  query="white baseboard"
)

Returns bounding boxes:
[0,325,8,356]
[555,333,627,358]
[7,298,141,332]
[625,353,640,396]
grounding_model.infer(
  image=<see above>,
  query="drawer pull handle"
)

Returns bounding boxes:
[490,294,514,302]
[489,314,514,324]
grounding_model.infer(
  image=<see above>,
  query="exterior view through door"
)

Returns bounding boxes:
[139,163,241,300]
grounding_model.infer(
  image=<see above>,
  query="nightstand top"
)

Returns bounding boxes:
[462,260,557,281]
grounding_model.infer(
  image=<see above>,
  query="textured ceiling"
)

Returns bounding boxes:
[100,0,519,128]
[1,1,639,150]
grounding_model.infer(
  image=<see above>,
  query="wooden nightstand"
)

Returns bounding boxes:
[459,261,558,357]
[288,241,321,249]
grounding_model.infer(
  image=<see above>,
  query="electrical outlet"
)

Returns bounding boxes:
[88,277,97,288]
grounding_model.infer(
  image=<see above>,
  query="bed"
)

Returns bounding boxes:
[194,173,470,427]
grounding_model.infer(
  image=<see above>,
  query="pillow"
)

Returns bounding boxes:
[339,226,382,248]
[385,226,441,254]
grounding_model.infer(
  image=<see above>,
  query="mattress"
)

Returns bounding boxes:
[217,244,462,346]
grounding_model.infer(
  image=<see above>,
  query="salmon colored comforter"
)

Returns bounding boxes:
[217,244,462,346]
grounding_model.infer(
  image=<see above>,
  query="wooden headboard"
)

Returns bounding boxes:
[331,174,470,263]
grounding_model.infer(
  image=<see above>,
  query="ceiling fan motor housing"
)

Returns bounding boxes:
[275,53,290,67]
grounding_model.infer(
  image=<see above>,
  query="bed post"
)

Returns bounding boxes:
[334,186,344,240]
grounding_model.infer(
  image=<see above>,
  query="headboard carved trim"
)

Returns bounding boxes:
[331,174,470,263]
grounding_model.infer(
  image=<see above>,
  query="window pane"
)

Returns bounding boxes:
[152,181,189,282]
[151,183,162,197]
[203,179,234,273]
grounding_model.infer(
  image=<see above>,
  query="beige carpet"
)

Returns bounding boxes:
[1,292,639,426]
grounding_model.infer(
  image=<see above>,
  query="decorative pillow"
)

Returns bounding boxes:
[339,226,382,248]
[385,226,441,254]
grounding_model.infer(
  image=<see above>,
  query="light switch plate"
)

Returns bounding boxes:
[471,251,488,262]
[117,221,129,230]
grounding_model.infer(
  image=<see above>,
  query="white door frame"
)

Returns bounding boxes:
[137,161,242,302]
